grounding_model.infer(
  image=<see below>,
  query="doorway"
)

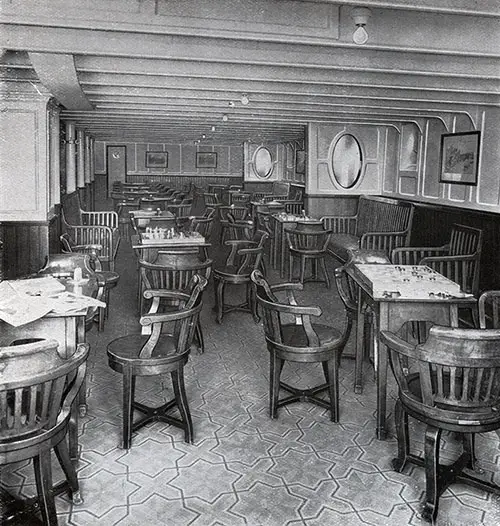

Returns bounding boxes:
[106,145,127,197]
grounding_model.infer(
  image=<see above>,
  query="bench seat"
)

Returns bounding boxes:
[321,195,414,264]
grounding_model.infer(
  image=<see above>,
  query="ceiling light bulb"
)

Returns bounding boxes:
[222,114,228,122]
[201,134,206,139]
[353,25,368,45]
[228,101,235,107]
[241,94,249,106]
[211,125,216,132]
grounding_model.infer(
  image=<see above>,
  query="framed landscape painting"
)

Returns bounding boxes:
[145,151,168,168]
[196,152,217,168]
[439,131,480,185]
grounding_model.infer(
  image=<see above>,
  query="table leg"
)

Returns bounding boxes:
[280,223,286,278]
[354,287,365,394]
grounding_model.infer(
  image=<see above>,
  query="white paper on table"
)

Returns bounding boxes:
[7,276,66,296]
[45,291,106,314]
[0,281,54,326]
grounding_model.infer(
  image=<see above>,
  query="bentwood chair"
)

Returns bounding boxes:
[0,339,89,525]
[107,275,207,449]
[213,231,268,324]
[380,326,500,524]
[251,270,349,421]
[60,233,120,331]
[285,225,332,288]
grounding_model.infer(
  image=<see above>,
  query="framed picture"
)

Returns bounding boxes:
[295,150,305,174]
[439,131,480,185]
[196,152,217,169]
[399,123,419,171]
[145,151,168,168]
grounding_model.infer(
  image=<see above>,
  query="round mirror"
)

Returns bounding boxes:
[331,134,363,188]
[253,146,273,179]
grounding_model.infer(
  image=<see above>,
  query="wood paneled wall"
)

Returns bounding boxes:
[0,215,59,279]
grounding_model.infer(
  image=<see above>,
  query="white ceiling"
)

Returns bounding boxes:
[1,0,498,146]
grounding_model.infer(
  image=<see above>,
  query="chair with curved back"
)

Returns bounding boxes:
[380,325,500,524]
[138,251,212,352]
[106,275,207,449]
[285,224,332,288]
[60,233,120,331]
[479,290,500,329]
[251,270,350,422]
[392,223,483,325]
[218,205,251,243]
[213,230,268,324]
[191,208,215,242]
[0,339,89,525]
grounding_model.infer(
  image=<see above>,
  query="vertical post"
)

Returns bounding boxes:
[65,121,77,195]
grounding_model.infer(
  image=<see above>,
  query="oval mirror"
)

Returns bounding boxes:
[331,134,363,188]
[253,146,273,179]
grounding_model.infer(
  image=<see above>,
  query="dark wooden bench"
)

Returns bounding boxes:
[321,195,414,264]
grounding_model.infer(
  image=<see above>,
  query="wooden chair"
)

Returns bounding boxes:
[106,275,207,449]
[202,192,220,212]
[191,208,215,242]
[218,205,250,243]
[138,252,212,352]
[478,290,500,329]
[61,192,121,271]
[213,231,268,324]
[251,270,349,421]
[0,339,89,525]
[285,225,332,288]
[380,325,500,523]
[60,234,120,331]
[392,223,483,325]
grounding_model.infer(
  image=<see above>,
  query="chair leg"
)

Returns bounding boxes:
[319,256,330,288]
[195,321,205,353]
[288,254,294,282]
[462,433,476,470]
[392,400,410,473]
[215,278,225,324]
[33,450,58,525]
[247,283,259,323]
[54,437,83,505]
[323,359,339,422]
[171,369,194,443]
[122,367,135,449]
[422,425,442,524]
[269,351,283,419]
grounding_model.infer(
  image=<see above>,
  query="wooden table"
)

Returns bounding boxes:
[131,233,211,261]
[345,263,476,440]
[0,277,98,459]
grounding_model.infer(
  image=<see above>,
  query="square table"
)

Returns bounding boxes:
[345,263,476,440]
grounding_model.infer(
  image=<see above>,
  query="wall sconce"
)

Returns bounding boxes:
[350,7,371,45]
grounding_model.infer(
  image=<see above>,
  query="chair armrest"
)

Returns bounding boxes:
[81,210,119,229]
[321,215,357,235]
[391,246,448,265]
[142,289,190,301]
[379,330,417,359]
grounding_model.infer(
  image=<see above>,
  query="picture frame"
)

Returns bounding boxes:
[145,151,168,168]
[439,131,480,185]
[295,150,305,174]
[196,152,217,169]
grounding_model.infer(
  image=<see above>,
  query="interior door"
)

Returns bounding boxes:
[106,146,126,197]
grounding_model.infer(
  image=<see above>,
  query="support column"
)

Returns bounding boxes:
[65,121,77,195]
[84,134,92,209]
[76,128,86,208]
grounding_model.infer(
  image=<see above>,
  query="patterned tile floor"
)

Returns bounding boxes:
[2,198,500,526]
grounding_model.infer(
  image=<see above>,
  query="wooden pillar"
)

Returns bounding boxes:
[65,121,77,195]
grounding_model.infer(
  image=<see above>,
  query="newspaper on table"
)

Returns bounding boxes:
[0,276,106,327]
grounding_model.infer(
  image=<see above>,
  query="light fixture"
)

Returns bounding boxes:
[201,134,206,139]
[240,94,249,106]
[228,101,235,107]
[222,114,228,122]
[350,7,371,45]
[211,125,216,132]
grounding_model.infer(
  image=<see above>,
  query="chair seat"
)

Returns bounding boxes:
[281,323,343,348]
[95,270,120,287]
[289,247,327,257]
[327,233,360,263]
[107,334,188,370]
[214,265,252,281]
